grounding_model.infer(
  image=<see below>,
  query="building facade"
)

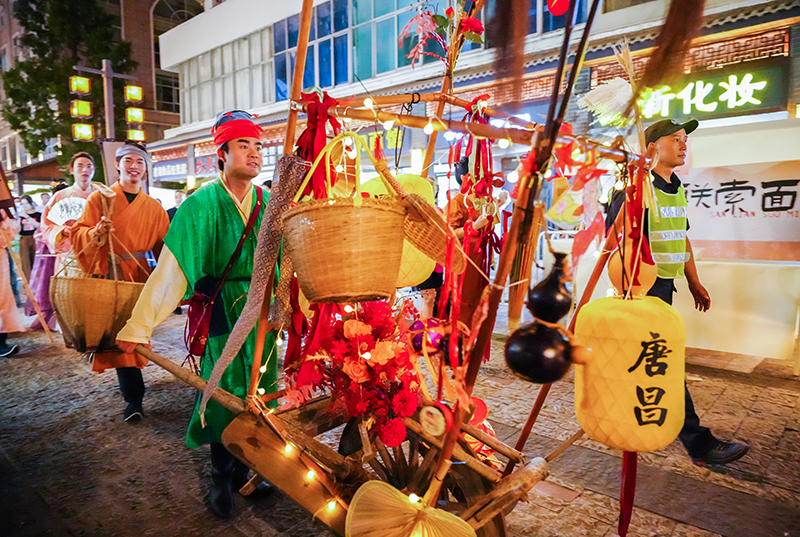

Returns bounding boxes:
[0,0,202,193]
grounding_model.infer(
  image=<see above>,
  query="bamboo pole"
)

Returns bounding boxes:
[248,0,314,396]
[295,102,634,164]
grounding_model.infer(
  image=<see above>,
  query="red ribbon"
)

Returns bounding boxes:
[295,91,342,199]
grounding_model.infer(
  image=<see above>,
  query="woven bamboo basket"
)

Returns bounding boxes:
[50,276,144,352]
[283,197,405,303]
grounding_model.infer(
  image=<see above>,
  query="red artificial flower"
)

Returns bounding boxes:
[392,389,419,418]
[296,360,323,388]
[344,319,372,340]
[342,357,371,384]
[445,6,455,18]
[460,16,484,34]
[378,418,407,448]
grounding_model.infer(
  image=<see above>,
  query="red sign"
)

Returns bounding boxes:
[548,0,569,16]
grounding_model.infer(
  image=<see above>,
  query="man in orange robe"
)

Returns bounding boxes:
[70,141,170,422]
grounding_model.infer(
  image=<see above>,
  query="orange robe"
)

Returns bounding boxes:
[70,183,170,371]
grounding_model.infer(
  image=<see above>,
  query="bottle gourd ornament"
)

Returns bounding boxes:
[573,296,685,452]
[505,253,574,384]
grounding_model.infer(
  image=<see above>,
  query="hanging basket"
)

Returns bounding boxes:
[283,132,406,303]
[283,197,405,303]
[49,185,146,352]
[51,276,144,353]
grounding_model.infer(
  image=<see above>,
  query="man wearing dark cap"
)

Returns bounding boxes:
[610,118,749,466]
[70,141,170,423]
[117,110,277,518]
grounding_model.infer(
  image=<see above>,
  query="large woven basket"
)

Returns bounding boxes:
[50,276,144,353]
[283,197,406,303]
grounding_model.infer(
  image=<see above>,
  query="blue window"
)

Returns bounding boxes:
[333,0,348,32]
[288,14,300,48]
[352,0,371,26]
[397,9,415,69]
[374,0,393,17]
[318,39,332,87]
[543,0,588,33]
[274,19,287,53]
[304,43,316,88]
[353,24,371,81]
[334,34,348,85]
[376,19,395,74]
[317,1,331,37]
[275,53,287,101]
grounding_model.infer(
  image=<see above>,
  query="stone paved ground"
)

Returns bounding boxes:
[1,310,800,537]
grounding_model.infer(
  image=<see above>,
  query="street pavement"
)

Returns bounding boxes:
[1,308,799,537]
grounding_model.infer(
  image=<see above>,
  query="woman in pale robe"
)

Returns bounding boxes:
[0,213,24,356]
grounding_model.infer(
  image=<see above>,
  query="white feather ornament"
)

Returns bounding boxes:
[577,77,635,127]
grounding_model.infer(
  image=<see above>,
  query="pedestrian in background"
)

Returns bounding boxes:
[0,210,24,356]
[16,194,40,283]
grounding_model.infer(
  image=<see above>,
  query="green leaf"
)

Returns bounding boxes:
[432,14,448,28]
[464,32,484,44]
[435,27,446,35]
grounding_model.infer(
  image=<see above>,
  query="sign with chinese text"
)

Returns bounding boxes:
[684,161,800,255]
[640,59,788,122]
[153,158,189,181]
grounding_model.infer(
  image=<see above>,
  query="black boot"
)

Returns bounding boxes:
[116,367,144,423]
[0,333,17,357]
[209,443,236,519]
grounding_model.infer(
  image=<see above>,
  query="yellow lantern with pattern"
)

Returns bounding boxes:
[574,296,685,452]
[362,174,436,288]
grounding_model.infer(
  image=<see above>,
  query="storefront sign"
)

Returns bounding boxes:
[684,160,800,243]
[153,158,189,180]
[640,59,788,121]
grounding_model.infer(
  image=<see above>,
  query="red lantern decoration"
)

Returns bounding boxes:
[548,0,570,17]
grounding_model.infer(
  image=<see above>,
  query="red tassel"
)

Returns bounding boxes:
[374,134,385,162]
[619,451,638,536]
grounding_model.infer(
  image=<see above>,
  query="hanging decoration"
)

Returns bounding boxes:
[295,90,342,199]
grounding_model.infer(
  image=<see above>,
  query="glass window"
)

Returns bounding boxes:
[317,1,331,37]
[543,0,588,33]
[288,13,300,48]
[604,0,654,10]
[222,42,234,74]
[334,34,349,85]
[262,28,272,58]
[304,43,316,89]
[223,74,235,110]
[235,37,249,70]
[422,33,445,65]
[263,61,273,103]
[397,9,415,69]
[236,69,250,109]
[274,19,287,53]
[375,0,394,17]
[211,48,223,78]
[318,39,332,88]
[353,24,371,81]
[397,0,416,7]
[156,73,180,113]
[333,0,348,32]
[275,53,288,101]
[250,31,262,64]
[527,1,539,35]
[213,78,224,113]
[352,0,371,26]
[251,64,264,105]
[376,18,394,74]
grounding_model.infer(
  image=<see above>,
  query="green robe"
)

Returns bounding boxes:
[165,181,278,448]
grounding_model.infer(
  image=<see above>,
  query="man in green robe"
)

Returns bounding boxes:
[117,110,278,519]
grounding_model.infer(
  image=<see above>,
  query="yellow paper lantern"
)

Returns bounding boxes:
[362,174,436,288]
[574,296,685,452]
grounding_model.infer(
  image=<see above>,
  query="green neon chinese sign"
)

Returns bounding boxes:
[638,60,788,121]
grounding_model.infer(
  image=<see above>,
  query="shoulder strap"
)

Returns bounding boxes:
[211,186,263,302]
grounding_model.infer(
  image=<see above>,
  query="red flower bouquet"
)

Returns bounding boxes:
[284,300,421,448]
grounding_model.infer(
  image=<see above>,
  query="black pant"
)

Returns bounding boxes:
[648,277,717,457]
[116,367,144,407]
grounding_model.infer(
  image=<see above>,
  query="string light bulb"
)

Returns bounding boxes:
[307,470,316,480]
[259,365,267,373]
[284,443,294,454]
[257,387,266,395]
[614,179,625,191]
[408,493,420,504]
[383,120,394,130]
[498,138,510,149]
[362,352,371,360]
[363,97,374,109]
[327,500,337,511]
[423,121,434,135]
[343,305,354,313]
[335,164,344,173]
[276,337,284,347]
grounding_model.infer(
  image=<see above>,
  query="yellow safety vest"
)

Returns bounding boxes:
[648,185,689,279]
